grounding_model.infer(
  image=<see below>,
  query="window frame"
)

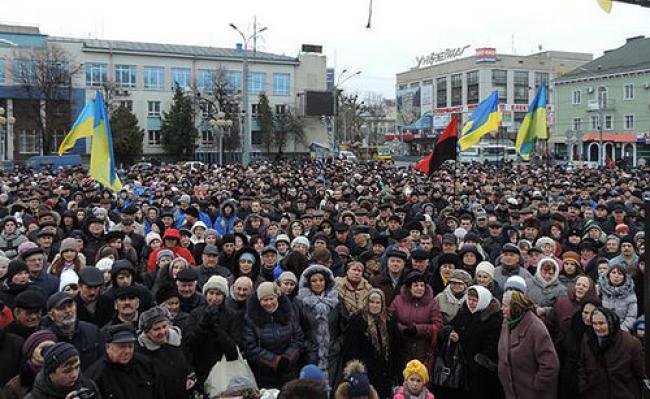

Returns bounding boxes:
[143,66,165,90]
[114,64,137,88]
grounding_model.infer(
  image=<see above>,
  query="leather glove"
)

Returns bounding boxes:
[403,325,418,337]
[276,356,291,372]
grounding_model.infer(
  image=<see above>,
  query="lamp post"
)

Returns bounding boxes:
[208,111,233,166]
[230,22,267,167]
[0,106,16,162]
[565,129,574,162]
[577,66,605,167]
[333,70,362,154]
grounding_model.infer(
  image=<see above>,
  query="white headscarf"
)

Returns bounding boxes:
[467,285,493,314]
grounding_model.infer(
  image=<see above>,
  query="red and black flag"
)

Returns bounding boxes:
[415,114,459,176]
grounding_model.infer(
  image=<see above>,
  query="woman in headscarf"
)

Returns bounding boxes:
[527,257,567,320]
[335,260,373,319]
[233,246,263,287]
[558,251,583,288]
[578,307,644,399]
[295,264,345,392]
[342,288,398,399]
[548,275,597,337]
[554,298,601,399]
[458,245,483,277]
[435,269,473,324]
[498,290,559,399]
[599,263,637,332]
[447,285,503,399]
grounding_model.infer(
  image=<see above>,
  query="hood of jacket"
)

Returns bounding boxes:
[233,246,261,280]
[219,199,238,218]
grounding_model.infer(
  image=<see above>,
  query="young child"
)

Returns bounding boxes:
[393,360,434,399]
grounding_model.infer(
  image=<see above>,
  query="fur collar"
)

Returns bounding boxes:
[246,293,294,326]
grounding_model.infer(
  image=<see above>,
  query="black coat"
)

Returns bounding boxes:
[86,353,165,399]
[24,370,100,399]
[48,320,105,371]
[4,320,38,340]
[449,299,504,399]
[0,328,24,388]
[554,313,589,399]
[341,312,399,399]
[138,337,192,399]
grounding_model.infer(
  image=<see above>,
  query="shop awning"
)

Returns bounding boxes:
[582,132,637,143]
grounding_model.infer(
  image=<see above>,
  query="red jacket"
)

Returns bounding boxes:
[147,246,196,272]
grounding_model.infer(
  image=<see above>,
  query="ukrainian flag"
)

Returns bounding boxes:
[58,91,122,191]
[458,90,501,151]
[515,85,548,161]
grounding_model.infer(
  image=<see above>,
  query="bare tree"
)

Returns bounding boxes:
[11,44,82,155]
[363,92,387,146]
[273,109,305,159]
[338,92,368,145]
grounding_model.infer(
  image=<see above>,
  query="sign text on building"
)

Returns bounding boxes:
[415,45,471,68]
[475,47,497,63]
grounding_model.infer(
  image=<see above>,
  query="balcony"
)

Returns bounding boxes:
[586,99,616,112]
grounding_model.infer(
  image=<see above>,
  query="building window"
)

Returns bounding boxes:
[572,90,581,105]
[466,71,479,104]
[514,71,529,104]
[624,114,634,130]
[198,69,215,92]
[624,84,634,100]
[249,72,266,95]
[451,74,462,106]
[436,77,447,107]
[604,115,612,130]
[591,115,599,130]
[276,104,287,114]
[0,59,5,83]
[225,70,242,92]
[251,104,260,118]
[143,66,164,90]
[572,118,582,132]
[423,79,433,85]
[409,82,420,88]
[492,69,507,102]
[201,130,214,146]
[18,129,40,154]
[115,65,136,88]
[86,63,108,87]
[534,72,549,88]
[598,87,608,108]
[13,60,36,84]
[147,101,161,117]
[147,130,161,146]
[171,67,191,89]
[119,100,133,112]
[273,73,291,96]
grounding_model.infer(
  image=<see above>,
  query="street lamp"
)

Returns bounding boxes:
[576,66,605,167]
[208,111,233,166]
[333,70,362,153]
[230,22,267,167]
[0,106,16,161]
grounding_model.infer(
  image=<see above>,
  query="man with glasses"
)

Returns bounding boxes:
[20,244,59,297]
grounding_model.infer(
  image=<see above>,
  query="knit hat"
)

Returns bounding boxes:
[6,259,28,281]
[17,241,39,257]
[562,251,581,265]
[535,236,556,251]
[278,271,298,284]
[403,359,429,384]
[204,229,218,239]
[58,269,79,292]
[448,269,472,286]
[275,234,290,245]
[475,261,495,279]
[95,258,114,272]
[504,275,528,294]
[22,329,57,358]
[156,249,174,262]
[202,275,229,296]
[291,236,310,249]
[299,364,324,381]
[239,252,256,264]
[145,232,162,246]
[59,238,78,253]
[348,372,370,397]
[257,281,280,300]
[138,306,171,332]
[43,342,79,375]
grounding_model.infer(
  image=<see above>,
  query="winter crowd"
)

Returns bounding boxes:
[0,158,647,399]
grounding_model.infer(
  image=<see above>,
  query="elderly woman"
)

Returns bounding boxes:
[390,270,443,377]
[474,261,503,300]
[295,264,345,392]
[435,269,472,324]
[527,257,568,319]
[243,282,304,389]
[536,236,563,269]
[599,264,637,332]
[498,290,559,399]
[335,260,373,318]
[342,288,398,399]
[578,307,644,399]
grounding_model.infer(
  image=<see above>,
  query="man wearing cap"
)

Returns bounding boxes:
[138,306,194,399]
[82,217,106,267]
[176,268,206,313]
[334,224,354,249]
[97,259,154,325]
[46,292,104,370]
[608,237,639,271]
[0,216,28,259]
[196,245,232,289]
[20,245,59,297]
[370,249,408,306]
[493,244,532,288]
[87,323,164,399]
[5,290,46,339]
[25,342,100,399]
[260,246,280,282]
[75,267,106,327]
[102,285,141,333]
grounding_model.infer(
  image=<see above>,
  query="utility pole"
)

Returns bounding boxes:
[598,87,605,167]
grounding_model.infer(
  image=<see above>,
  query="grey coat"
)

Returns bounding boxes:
[599,274,637,332]
[493,264,533,288]
[526,268,567,311]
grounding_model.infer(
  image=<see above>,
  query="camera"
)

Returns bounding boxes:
[76,388,95,399]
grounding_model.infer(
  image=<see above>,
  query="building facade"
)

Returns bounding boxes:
[554,35,650,166]
[395,47,592,152]
[0,24,329,162]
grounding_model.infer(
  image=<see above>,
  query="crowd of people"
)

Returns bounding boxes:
[0,158,647,399]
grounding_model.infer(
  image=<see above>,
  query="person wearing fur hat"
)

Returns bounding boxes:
[342,288,398,399]
[527,257,568,320]
[493,244,532,289]
[446,285,503,399]
[0,259,34,309]
[155,284,193,337]
[435,269,472,324]
[535,236,564,270]
[393,359,434,399]
[335,360,380,399]
[336,260,373,318]
[390,270,442,377]
[294,264,345,392]
[242,281,304,389]
[599,264,637,332]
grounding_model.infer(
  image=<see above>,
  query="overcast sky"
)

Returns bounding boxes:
[3,0,649,98]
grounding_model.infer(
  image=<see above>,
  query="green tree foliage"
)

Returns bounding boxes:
[110,104,144,164]
[256,94,274,154]
[161,84,198,158]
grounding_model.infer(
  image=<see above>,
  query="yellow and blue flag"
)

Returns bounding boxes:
[58,91,122,191]
[515,85,548,161]
[458,90,501,151]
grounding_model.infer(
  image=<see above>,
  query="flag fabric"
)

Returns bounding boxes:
[58,91,122,191]
[415,114,459,176]
[515,85,548,161]
[458,90,501,151]
[597,0,612,13]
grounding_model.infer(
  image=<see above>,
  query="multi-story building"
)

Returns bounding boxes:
[554,35,650,166]
[395,47,592,150]
[0,24,329,161]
